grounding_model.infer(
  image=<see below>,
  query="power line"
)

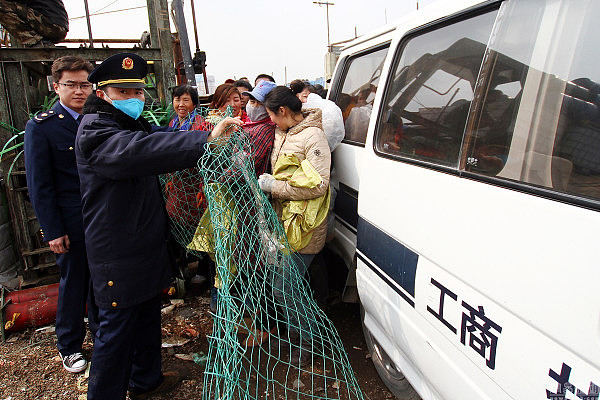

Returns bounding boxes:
[92,0,121,15]
[69,5,147,21]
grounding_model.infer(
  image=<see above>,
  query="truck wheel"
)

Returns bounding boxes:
[361,306,421,400]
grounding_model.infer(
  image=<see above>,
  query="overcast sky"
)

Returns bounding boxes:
[62,0,437,85]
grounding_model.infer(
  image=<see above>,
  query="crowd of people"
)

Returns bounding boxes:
[24,52,345,400]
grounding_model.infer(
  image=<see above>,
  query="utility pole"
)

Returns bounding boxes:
[190,0,200,52]
[172,0,196,86]
[83,0,94,48]
[189,0,209,93]
[313,1,334,50]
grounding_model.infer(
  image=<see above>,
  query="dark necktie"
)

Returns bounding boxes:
[76,114,83,125]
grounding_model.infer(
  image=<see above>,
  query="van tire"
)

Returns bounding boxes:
[361,306,421,400]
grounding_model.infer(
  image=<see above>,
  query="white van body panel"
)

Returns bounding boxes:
[357,155,600,399]
[329,0,600,398]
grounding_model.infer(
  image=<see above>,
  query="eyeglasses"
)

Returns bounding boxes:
[57,82,93,90]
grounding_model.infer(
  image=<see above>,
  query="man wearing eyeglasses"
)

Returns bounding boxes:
[24,56,98,374]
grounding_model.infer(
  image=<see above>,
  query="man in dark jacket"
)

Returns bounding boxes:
[76,53,240,400]
[24,56,97,374]
[0,0,68,46]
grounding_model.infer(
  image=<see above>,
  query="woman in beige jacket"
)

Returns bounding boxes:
[258,86,331,270]
[257,86,331,365]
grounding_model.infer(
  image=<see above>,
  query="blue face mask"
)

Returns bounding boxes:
[106,95,145,120]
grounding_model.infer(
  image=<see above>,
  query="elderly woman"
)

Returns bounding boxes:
[169,84,204,130]
[166,85,213,296]
[165,84,209,226]
[209,83,250,123]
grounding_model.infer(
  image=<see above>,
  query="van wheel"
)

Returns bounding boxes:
[361,306,421,400]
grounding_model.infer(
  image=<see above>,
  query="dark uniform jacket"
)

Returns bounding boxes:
[25,102,84,242]
[75,94,209,309]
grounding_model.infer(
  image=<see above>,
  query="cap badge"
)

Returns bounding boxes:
[122,57,134,70]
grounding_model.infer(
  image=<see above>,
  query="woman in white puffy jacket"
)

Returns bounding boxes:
[290,80,345,151]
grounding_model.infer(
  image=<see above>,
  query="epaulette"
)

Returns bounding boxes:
[32,110,62,123]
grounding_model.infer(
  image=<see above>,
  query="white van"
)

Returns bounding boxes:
[327,0,600,399]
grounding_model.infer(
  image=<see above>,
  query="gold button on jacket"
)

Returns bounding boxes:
[111,302,117,308]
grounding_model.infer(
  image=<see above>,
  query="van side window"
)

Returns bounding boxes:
[332,46,388,145]
[463,0,600,202]
[375,10,498,167]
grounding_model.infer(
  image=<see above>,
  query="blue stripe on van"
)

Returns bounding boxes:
[357,217,418,299]
[356,252,415,308]
[334,183,359,232]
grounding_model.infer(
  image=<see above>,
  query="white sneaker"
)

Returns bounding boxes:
[61,352,87,373]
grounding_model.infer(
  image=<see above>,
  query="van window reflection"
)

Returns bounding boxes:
[463,0,600,203]
[556,78,600,198]
[376,10,498,167]
[333,46,388,145]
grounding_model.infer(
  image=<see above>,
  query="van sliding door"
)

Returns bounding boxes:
[330,45,389,235]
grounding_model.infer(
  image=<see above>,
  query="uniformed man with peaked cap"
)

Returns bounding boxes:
[75,52,241,400]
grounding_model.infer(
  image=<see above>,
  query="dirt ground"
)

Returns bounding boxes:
[0,282,395,400]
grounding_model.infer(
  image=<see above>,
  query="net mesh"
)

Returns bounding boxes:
[160,108,364,400]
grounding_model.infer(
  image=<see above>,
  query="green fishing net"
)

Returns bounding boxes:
[160,108,364,400]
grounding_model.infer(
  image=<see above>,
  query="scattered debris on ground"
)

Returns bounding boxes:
[0,286,394,400]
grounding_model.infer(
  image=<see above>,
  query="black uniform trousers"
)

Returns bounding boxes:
[87,295,163,400]
[55,240,98,356]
